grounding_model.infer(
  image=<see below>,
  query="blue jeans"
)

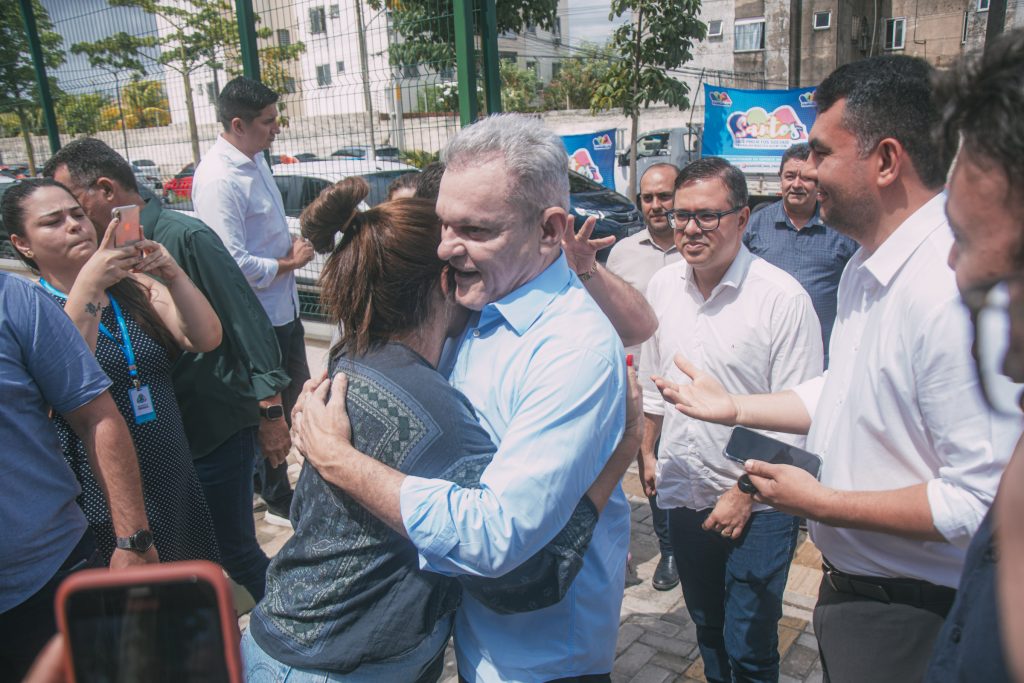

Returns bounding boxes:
[668,506,799,683]
[241,613,452,683]
[194,426,270,602]
[255,318,310,507]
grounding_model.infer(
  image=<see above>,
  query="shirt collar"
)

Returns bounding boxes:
[859,193,947,288]
[480,254,572,335]
[638,227,678,253]
[774,200,825,232]
[682,244,755,300]
[140,196,163,239]
[213,134,260,169]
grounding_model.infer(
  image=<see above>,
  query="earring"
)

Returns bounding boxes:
[24,250,33,258]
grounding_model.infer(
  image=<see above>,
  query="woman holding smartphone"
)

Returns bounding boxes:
[243,177,640,682]
[2,179,222,565]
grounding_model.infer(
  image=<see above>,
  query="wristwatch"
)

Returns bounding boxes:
[577,262,598,282]
[260,404,285,420]
[115,528,154,553]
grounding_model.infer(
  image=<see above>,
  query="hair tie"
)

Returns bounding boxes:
[334,208,361,248]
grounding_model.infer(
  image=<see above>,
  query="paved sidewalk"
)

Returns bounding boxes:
[246,455,825,683]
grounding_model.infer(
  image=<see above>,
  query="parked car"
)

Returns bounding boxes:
[269,157,418,286]
[163,163,195,201]
[566,170,644,260]
[330,146,402,161]
[133,169,163,196]
[271,152,320,164]
[131,159,162,178]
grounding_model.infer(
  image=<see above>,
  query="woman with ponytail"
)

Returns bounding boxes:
[2,179,222,565]
[243,177,641,682]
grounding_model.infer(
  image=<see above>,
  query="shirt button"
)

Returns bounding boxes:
[950,626,962,643]
[472,329,480,338]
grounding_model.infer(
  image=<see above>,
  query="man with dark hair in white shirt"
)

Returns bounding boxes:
[653,55,1020,682]
[640,157,822,683]
[193,77,315,528]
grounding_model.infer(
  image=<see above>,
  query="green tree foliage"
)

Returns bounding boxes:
[99,79,170,129]
[74,1,304,164]
[500,60,540,112]
[57,92,111,136]
[541,42,615,111]
[372,0,558,70]
[0,1,64,173]
[592,0,705,198]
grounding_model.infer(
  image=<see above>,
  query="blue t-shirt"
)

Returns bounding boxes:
[0,273,111,612]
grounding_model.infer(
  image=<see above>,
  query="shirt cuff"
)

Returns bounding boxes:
[400,475,461,564]
[791,375,826,422]
[251,368,293,400]
[252,258,281,290]
[925,478,986,549]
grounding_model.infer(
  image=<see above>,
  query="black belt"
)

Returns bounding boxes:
[822,557,956,610]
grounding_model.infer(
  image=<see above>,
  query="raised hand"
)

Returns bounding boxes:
[653,354,740,426]
[561,214,615,276]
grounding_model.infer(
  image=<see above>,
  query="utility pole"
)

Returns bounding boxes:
[354,0,376,160]
[19,0,61,158]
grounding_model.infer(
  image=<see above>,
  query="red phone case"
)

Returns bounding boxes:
[55,560,242,683]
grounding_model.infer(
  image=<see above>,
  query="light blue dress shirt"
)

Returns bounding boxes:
[400,254,630,682]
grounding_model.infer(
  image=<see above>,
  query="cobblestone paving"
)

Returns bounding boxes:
[250,461,825,683]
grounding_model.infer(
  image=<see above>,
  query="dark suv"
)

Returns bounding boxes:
[567,171,644,260]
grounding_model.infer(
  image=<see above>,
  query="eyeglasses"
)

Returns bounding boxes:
[961,276,1024,415]
[667,206,745,232]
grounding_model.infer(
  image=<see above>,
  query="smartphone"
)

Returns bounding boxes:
[111,205,143,247]
[55,561,242,683]
[723,426,823,478]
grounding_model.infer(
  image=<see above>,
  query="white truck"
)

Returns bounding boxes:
[613,126,782,203]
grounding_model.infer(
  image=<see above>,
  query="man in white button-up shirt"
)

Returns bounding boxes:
[654,56,1021,682]
[193,77,315,528]
[640,157,822,683]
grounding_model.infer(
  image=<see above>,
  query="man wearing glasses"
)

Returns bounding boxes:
[638,157,823,683]
[652,56,1020,682]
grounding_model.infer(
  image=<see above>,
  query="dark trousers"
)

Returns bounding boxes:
[669,506,799,683]
[0,530,97,681]
[814,576,949,683]
[194,426,269,602]
[460,675,609,683]
[254,318,311,506]
[649,439,672,556]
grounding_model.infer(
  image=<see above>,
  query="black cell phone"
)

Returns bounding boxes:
[56,561,242,683]
[723,426,823,478]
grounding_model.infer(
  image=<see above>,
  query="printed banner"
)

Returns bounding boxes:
[702,86,817,174]
[561,129,617,189]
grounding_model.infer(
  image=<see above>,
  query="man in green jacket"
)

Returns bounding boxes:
[45,138,291,602]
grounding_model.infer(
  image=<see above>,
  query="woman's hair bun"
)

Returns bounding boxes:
[300,176,370,254]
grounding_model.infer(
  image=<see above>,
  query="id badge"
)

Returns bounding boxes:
[129,385,157,424]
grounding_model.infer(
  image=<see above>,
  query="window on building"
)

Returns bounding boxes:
[316,64,332,86]
[310,6,326,34]
[499,51,518,61]
[277,29,291,47]
[336,60,345,73]
[525,60,538,75]
[978,0,991,10]
[735,17,765,52]
[329,4,340,18]
[707,20,723,38]
[205,82,217,102]
[284,77,297,94]
[813,11,832,30]
[884,17,906,50]
[551,62,562,80]
[962,11,969,44]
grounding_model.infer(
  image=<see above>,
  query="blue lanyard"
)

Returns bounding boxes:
[38,278,142,388]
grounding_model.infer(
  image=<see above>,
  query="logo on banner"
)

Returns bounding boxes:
[798,91,816,108]
[592,133,613,150]
[709,90,733,107]
[569,148,603,183]
[727,105,808,149]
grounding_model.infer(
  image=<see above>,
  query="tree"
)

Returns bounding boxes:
[99,79,170,129]
[0,1,64,174]
[592,0,705,199]
[57,92,111,136]
[371,0,558,70]
[541,42,616,111]
[74,1,304,164]
[500,60,540,113]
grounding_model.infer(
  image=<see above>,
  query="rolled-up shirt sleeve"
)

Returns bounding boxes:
[400,346,625,578]
[916,298,1020,547]
[792,374,826,423]
[193,176,280,290]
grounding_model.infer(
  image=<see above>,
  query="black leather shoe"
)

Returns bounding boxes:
[652,554,679,591]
